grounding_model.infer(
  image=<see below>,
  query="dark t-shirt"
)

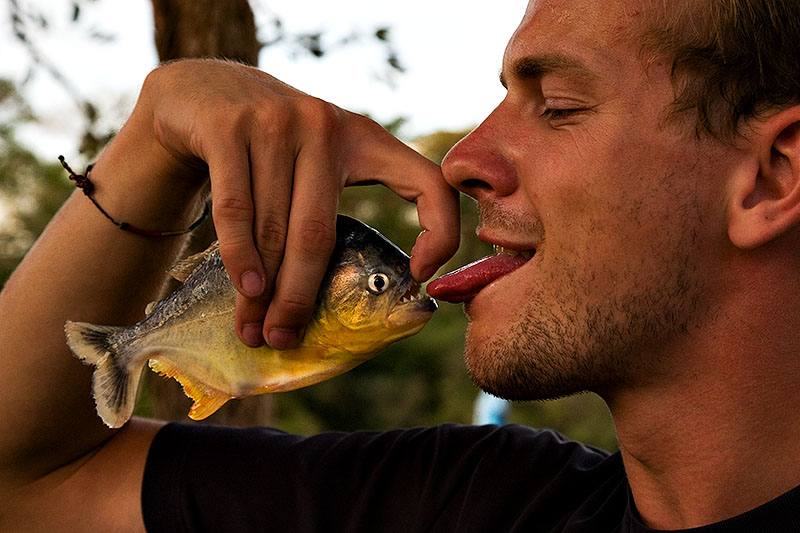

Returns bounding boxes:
[142,423,800,532]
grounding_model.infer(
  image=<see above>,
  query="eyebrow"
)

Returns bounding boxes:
[499,54,598,88]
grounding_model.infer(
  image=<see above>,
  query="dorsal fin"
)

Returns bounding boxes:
[168,241,220,283]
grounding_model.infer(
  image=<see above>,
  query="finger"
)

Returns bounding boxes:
[234,129,295,346]
[410,175,461,280]
[250,131,294,299]
[206,142,266,305]
[236,292,266,347]
[346,121,461,280]
[262,141,340,349]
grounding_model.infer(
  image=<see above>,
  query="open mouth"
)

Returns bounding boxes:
[397,280,427,304]
[493,245,535,260]
[390,279,438,323]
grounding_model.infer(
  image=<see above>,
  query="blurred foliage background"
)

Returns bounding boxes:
[0,0,617,451]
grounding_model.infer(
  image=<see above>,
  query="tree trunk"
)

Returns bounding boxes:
[142,0,273,427]
[151,0,260,66]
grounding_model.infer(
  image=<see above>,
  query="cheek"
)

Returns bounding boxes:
[535,175,701,305]
[517,114,728,290]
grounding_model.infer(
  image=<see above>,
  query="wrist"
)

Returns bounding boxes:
[85,110,210,235]
[61,156,211,237]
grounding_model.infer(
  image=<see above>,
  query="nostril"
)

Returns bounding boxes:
[461,178,493,191]
[441,121,517,197]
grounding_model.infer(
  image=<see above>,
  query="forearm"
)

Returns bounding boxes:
[0,95,206,487]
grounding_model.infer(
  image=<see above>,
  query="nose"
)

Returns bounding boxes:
[441,105,518,200]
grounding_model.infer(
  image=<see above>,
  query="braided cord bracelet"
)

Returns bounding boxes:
[59,155,210,237]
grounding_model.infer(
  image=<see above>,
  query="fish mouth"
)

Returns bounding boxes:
[397,279,426,304]
[388,279,437,326]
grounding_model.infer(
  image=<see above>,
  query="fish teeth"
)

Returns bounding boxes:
[400,293,419,303]
[399,286,423,303]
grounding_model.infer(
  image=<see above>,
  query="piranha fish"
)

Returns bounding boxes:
[65,215,437,428]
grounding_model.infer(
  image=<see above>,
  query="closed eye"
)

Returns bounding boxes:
[540,107,587,120]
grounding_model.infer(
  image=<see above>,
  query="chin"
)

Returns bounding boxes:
[462,319,594,402]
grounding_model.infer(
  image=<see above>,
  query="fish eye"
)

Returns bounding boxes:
[367,273,390,294]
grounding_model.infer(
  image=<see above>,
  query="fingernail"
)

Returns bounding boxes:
[268,328,300,350]
[241,271,264,297]
[242,323,265,347]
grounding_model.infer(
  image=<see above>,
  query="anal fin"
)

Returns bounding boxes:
[149,358,182,379]
[188,394,230,420]
[148,358,231,420]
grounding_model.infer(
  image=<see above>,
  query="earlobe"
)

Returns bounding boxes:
[728,109,800,250]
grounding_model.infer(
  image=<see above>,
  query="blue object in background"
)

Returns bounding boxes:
[472,390,511,425]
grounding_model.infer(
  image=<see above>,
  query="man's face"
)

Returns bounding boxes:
[440,0,745,401]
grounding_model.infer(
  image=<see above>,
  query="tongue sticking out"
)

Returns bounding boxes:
[427,254,528,303]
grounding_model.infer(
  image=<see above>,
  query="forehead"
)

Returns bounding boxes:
[505,0,650,80]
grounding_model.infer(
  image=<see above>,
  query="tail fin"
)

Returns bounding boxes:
[65,321,142,429]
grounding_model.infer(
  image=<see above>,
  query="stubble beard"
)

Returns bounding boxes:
[463,222,705,403]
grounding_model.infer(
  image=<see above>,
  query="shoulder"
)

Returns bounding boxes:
[142,422,622,532]
[147,421,609,471]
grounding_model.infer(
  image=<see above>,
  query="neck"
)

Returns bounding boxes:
[606,281,800,529]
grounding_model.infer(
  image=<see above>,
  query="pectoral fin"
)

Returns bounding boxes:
[148,358,231,420]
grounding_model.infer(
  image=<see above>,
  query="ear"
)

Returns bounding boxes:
[728,106,800,249]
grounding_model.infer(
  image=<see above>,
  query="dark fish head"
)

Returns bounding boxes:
[314,215,437,351]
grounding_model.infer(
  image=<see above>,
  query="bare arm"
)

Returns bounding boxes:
[0,110,200,529]
[0,59,459,529]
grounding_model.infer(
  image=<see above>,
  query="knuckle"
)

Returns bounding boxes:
[254,105,293,139]
[443,229,461,250]
[144,60,187,89]
[272,292,314,322]
[349,110,380,130]
[294,218,336,261]
[254,218,288,265]
[348,111,388,141]
[217,237,255,270]
[214,106,252,138]
[213,195,254,223]
[296,96,342,137]
[141,67,162,94]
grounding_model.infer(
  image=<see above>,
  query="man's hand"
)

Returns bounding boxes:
[136,59,460,348]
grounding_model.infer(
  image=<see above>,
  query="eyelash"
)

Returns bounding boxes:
[540,107,583,120]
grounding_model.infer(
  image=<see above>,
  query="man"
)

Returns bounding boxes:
[2,0,799,530]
